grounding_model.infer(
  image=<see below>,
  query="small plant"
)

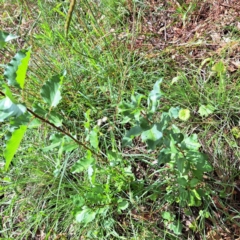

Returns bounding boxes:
[0,30,213,236]
[118,79,213,207]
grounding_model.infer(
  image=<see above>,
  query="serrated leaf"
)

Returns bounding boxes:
[0,97,26,122]
[16,49,31,89]
[9,113,30,131]
[32,104,47,117]
[48,111,63,127]
[178,108,190,121]
[42,133,64,151]
[41,74,63,107]
[4,125,27,171]
[4,50,29,88]
[71,151,95,173]
[198,104,215,117]
[0,31,18,49]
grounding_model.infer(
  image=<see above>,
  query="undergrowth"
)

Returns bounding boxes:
[1,0,240,239]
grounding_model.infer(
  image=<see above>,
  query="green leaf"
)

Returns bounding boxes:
[48,111,63,127]
[178,108,190,121]
[189,178,200,188]
[0,31,18,49]
[89,126,99,150]
[181,134,201,150]
[231,127,240,139]
[168,106,180,119]
[16,49,31,89]
[157,112,171,131]
[148,79,162,113]
[188,190,202,207]
[126,125,143,138]
[158,149,171,164]
[4,125,27,171]
[40,74,63,107]
[0,97,26,122]
[141,124,163,149]
[177,177,187,187]
[198,104,215,117]
[177,157,185,173]
[71,151,95,173]
[42,133,64,151]
[2,84,17,103]
[117,199,129,211]
[76,207,97,224]
[169,220,182,235]
[162,211,174,221]
[4,50,29,88]
[212,60,226,76]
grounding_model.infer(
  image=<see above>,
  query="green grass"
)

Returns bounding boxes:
[1,0,240,239]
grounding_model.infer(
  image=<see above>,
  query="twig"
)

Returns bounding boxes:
[0,90,104,161]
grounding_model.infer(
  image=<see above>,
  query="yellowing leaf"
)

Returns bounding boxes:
[178,109,190,121]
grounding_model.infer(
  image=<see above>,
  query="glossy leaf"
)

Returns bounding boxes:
[0,97,26,122]
[48,111,63,127]
[16,50,31,89]
[41,74,63,107]
[4,50,29,88]
[4,125,27,171]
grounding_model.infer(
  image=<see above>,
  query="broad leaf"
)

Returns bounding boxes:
[71,151,95,173]
[198,104,215,117]
[181,134,201,150]
[4,125,27,171]
[141,124,163,149]
[89,126,99,150]
[41,74,63,107]
[0,97,26,122]
[117,199,129,211]
[48,111,63,127]
[178,108,190,121]
[16,49,31,89]
[4,50,29,88]
[148,79,162,113]
[76,207,97,224]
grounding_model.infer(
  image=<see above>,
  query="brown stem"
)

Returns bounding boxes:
[0,90,104,161]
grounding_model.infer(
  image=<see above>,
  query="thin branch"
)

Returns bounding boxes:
[0,90,104,161]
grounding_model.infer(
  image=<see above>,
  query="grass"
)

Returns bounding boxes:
[1,0,240,239]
